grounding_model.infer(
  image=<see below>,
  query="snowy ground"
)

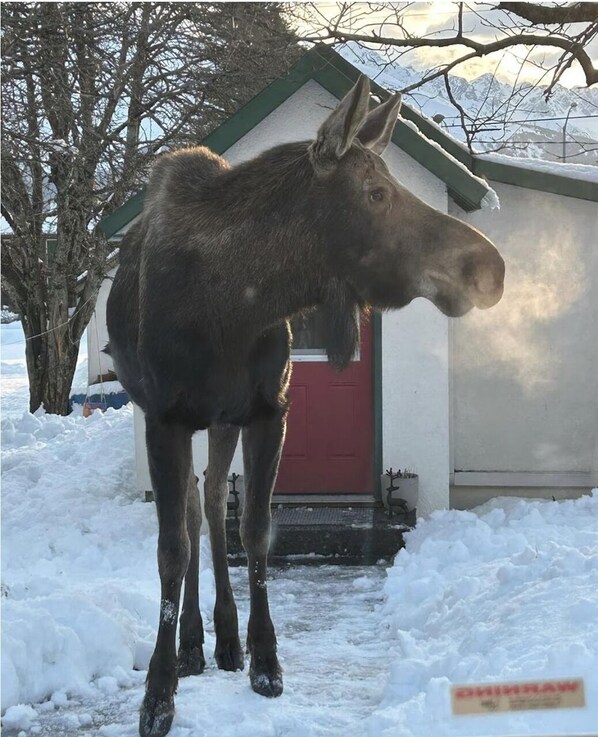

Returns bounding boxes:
[2,322,597,737]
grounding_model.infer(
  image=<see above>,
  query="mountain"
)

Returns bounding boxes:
[340,43,598,165]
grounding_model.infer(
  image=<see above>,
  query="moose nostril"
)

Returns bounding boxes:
[463,250,504,294]
[460,248,505,309]
[474,271,496,295]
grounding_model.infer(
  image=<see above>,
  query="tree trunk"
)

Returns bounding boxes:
[23,308,81,416]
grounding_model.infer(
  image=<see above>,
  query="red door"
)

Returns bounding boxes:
[276,313,374,494]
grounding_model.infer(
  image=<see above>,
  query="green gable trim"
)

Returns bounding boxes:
[99,44,598,238]
[314,46,471,161]
[99,46,490,238]
[310,49,487,211]
[46,237,57,264]
[314,48,473,165]
[99,190,145,239]
[313,46,598,206]
[372,312,383,501]
[472,157,598,202]
[204,44,489,212]
[202,51,322,155]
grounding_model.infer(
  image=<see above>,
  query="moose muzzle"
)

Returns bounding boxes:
[461,245,505,310]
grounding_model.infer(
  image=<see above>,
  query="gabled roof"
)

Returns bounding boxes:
[99,45,598,239]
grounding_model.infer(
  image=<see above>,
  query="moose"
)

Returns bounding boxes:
[106,76,504,737]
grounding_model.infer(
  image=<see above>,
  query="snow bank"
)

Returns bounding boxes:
[371,493,598,736]
[0,405,216,712]
[1,406,140,709]
[0,326,216,715]
[1,321,89,419]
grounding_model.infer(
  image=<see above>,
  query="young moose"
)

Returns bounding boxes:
[107,77,504,737]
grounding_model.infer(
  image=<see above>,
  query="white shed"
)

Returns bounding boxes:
[94,47,598,515]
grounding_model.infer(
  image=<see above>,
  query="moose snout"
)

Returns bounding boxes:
[461,246,505,309]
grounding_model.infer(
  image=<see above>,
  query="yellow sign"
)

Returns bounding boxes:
[451,677,586,716]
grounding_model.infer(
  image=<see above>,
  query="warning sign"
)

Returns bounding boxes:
[451,677,585,715]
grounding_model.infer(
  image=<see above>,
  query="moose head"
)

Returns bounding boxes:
[308,76,505,319]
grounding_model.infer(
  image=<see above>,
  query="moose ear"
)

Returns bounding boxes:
[357,93,402,155]
[309,76,370,171]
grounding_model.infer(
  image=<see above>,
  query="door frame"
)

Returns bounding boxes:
[279,312,383,501]
[372,312,383,502]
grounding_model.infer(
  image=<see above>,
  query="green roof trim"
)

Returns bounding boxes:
[201,51,323,155]
[313,46,598,207]
[472,157,598,201]
[45,237,57,264]
[98,189,145,238]
[372,311,383,501]
[311,46,487,210]
[99,45,598,239]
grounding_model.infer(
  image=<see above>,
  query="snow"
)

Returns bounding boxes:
[2,321,598,736]
[480,187,500,211]
[1,321,89,420]
[2,704,37,732]
[78,380,124,396]
[477,152,598,183]
[340,43,598,166]
[371,496,598,736]
[47,139,71,153]
[396,98,597,210]
[398,117,500,210]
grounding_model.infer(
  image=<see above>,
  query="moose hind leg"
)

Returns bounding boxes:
[241,411,286,697]
[140,417,192,737]
[204,424,244,671]
[177,471,206,677]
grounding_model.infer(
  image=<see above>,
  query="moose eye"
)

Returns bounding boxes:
[370,189,385,202]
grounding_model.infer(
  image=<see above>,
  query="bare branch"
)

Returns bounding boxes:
[498,2,598,25]
[297,1,598,89]
[1,1,300,413]
[306,28,598,87]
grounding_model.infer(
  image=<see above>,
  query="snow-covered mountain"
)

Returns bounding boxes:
[341,44,598,165]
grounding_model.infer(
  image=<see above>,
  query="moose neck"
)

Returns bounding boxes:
[207,144,334,330]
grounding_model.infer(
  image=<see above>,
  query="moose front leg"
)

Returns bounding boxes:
[205,424,244,671]
[140,417,193,737]
[240,410,286,697]
[177,471,206,677]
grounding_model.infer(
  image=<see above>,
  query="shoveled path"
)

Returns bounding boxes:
[7,565,392,737]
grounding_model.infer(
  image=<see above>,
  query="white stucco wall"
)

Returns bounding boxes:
[378,144,450,515]
[450,183,598,490]
[87,266,116,383]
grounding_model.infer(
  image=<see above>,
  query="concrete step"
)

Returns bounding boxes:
[226,505,415,565]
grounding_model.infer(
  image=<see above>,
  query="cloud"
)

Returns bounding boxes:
[293,2,596,88]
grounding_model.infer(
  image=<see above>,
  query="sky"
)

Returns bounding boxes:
[292,2,598,89]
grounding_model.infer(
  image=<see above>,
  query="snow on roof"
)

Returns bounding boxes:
[398,116,500,210]
[476,152,598,183]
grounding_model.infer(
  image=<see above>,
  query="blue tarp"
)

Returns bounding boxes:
[69,391,129,412]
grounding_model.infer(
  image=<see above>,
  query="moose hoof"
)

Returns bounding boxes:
[139,692,175,737]
[177,645,206,677]
[250,656,283,697]
[215,639,244,671]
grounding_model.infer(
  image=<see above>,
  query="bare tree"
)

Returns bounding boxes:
[291,2,598,147]
[1,2,298,415]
